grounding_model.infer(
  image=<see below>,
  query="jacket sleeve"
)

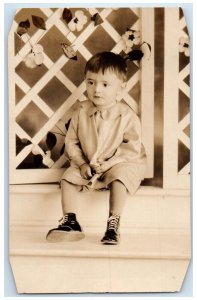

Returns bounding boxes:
[107,113,146,166]
[65,109,87,167]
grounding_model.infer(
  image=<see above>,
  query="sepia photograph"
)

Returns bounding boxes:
[6,3,191,295]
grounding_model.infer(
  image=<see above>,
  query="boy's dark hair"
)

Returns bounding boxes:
[85,51,127,82]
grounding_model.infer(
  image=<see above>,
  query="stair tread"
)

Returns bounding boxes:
[10,227,190,259]
[10,184,190,196]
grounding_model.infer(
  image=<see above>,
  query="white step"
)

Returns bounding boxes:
[10,184,190,230]
[9,184,191,293]
[10,226,190,293]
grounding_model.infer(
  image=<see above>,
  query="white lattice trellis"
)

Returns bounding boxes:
[9,7,154,184]
[163,8,190,189]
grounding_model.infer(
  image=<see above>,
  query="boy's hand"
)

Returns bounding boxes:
[79,163,92,179]
[91,161,112,174]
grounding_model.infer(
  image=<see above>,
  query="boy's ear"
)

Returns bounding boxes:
[116,82,127,100]
[118,82,127,94]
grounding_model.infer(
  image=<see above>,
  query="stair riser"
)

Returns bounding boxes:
[10,191,190,229]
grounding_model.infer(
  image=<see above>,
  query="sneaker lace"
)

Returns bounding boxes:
[59,214,76,225]
[107,215,120,232]
[58,214,68,225]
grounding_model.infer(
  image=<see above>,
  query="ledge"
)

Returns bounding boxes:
[9,184,190,197]
[10,227,191,260]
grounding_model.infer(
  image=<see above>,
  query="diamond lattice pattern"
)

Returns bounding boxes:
[13,8,140,169]
[178,8,190,175]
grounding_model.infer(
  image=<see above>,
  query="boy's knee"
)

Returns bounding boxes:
[61,179,75,188]
[60,178,69,186]
[110,179,125,188]
[61,179,83,192]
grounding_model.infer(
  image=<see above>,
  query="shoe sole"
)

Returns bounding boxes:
[101,240,119,245]
[46,230,85,243]
[101,235,120,245]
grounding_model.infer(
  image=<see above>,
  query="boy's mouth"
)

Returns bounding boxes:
[94,95,103,99]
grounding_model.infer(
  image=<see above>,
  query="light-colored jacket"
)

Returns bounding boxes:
[65,100,146,168]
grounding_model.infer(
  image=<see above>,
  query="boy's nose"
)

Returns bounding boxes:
[94,83,102,93]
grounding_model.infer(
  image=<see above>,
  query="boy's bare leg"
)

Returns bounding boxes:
[61,180,79,214]
[46,180,84,242]
[109,180,127,215]
[101,180,127,244]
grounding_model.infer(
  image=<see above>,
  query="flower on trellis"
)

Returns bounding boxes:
[17,15,46,67]
[122,41,151,62]
[23,44,44,68]
[121,27,151,62]
[179,37,190,57]
[31,145,54,168]
[29,118,73,168]
[42,151,54,168]
[30,130,63,168]
[17,109,78,168]
[121,29,141,54]
[67,10,88,32]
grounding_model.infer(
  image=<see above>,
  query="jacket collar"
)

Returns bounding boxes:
[88,102,122,120]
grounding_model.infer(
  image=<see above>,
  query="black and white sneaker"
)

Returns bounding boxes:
[46,213,85,242]
[101,214,120,245]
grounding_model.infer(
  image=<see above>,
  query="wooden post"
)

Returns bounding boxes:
[141,8,155,178]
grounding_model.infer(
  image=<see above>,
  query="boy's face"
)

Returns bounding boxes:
[85,70,125,107]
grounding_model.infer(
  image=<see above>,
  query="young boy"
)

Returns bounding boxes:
[46,51,147,245]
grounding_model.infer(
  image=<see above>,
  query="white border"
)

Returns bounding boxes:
[2,1,195,300]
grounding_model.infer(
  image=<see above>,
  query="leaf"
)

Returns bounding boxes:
[17,26,28,36]
[46,132,57,150]
[60,143,65,156]
[61,43,78,60]
[21,138,31,145]
[33,154,43,168]
[16,137,32,154]
[32,15,46,30]
[19,19,30,29]
[62,8,73,23]
[91,13,103,26]
[124,49,144,61]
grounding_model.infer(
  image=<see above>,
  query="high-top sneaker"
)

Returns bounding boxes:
[46,213,85,242]
[101,214,120,245]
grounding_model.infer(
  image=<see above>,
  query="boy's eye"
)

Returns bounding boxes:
[103,83,108,87]
[88,81,94,85]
